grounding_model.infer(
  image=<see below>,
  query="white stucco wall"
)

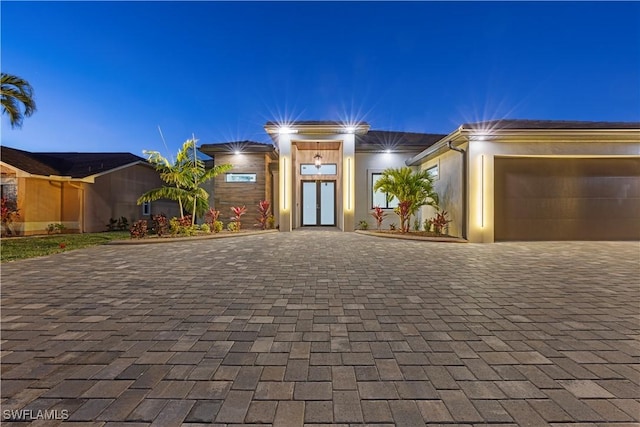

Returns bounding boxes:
[355,152,417,230]
[416,134,640,243]
[420,144,466,238]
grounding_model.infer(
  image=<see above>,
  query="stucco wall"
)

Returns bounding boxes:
[355,152,417,230]
[420,146,466,238]
[466,138,640,243]
[12,178,82,235]
[85,164,178,232]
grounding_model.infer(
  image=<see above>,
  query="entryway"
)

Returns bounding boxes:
[301,180,336,226]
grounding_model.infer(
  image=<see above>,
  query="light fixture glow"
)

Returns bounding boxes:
[347,157,352,210]
[313,142,323,169]
[234,150,241,155]
[385,149,391,154]
[278,126,297,135]
[345,126,356,134]
[282,157,288,210]
[481,155,484,228]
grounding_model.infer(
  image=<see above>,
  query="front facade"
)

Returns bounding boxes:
[201,119,640,243]
[200,122,445,232]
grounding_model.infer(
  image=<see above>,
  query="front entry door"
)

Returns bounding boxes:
[302,181,335,226]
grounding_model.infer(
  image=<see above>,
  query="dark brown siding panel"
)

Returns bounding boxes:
[213,153,269,225]
[494,157,640,241]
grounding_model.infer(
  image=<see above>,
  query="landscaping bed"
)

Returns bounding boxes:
[109,228,278,245]
[356,229,467,242]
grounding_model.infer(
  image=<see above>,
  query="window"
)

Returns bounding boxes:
[426,163,439,180]
[142,201,151,216]
[372,173,399,209]
[225,173,257,183]
[301,164,337,175]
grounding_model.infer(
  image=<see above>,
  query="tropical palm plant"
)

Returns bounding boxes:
[138,138,232,225]
[373,167,439,232]
[1,72,37,128]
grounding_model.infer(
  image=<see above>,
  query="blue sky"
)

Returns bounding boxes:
[2,1,639,158]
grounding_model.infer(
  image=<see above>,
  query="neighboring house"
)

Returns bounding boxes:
[200,119,640,242]
[0,146,179,235]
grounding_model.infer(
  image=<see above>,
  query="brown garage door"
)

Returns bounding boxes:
[494,157,640,241]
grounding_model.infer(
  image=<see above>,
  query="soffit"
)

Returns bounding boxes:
[293,141,341,150]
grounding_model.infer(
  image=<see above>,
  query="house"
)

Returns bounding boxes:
[0,146,179,235]
[200,119,640,242]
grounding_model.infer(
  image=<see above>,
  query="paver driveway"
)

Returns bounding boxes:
[1,231,639,426]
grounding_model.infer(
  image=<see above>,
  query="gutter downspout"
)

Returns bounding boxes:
[447,141,467,240]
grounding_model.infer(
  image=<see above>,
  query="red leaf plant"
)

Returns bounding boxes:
[255,200,271,230]
[230,206,247,231]
[370,206,387,230]
[393,200,413,233]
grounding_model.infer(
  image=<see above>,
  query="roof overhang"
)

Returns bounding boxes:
[406,127,640,166]
[264,121,371,136]
[0,162,94,182]
[0,160,150,183]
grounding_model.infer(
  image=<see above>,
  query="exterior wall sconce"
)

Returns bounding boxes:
[314,142,323,169]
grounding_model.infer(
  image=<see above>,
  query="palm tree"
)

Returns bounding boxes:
[1,72,37,128]
[138,138,232,225]
[373,167,439,232]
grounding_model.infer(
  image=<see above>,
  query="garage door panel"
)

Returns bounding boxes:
[495,157,640,241]
[506,197,640,219]
[505,175,640,198]
[501,219,639,241]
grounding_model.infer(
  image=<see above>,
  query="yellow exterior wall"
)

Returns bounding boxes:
[13,178,82,235]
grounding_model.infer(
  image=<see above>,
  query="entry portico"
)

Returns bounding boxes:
[264,121,370,232]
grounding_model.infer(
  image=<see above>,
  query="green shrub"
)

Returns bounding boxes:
[46,223,66,234]
[106,216,129,231]
[358,220,369,230]
[169,217,181,235]
[200,223,211,233]
[227,222,240,232]
[213,221,223,233]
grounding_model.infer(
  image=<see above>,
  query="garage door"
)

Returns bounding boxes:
[494,157,640,241]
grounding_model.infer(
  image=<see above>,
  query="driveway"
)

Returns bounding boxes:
[1,231,638,425]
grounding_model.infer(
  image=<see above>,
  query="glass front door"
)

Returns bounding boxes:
[302,181,335,226]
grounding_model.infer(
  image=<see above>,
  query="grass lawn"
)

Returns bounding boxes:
[1,231,130,262]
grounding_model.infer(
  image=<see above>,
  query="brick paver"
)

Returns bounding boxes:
[1,232,638,425]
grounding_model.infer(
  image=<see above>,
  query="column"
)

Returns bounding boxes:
[342,133,355,231]
[278,134,293,231]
